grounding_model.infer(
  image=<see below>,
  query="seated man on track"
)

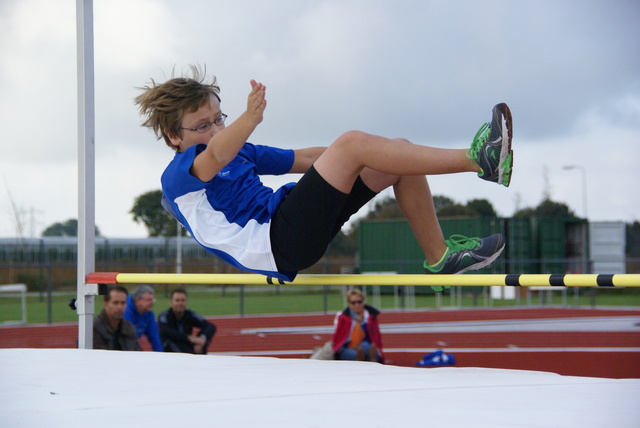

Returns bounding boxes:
[158,289,216,354]
[93,285,141,351]
[124,285,163,352]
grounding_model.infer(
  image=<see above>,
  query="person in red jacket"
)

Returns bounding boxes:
[332,289,384,363]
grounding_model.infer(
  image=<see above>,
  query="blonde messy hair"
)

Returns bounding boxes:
[134,65,221,151]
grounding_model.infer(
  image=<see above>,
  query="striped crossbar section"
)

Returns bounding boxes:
[85,272,640,287]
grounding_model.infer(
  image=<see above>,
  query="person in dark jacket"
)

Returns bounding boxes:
[158,289,216,354]
[332,288,384,363]
[93,285,141,351]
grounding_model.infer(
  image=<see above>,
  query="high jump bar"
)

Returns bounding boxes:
[86,272,640,287]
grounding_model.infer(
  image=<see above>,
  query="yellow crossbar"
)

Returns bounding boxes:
[86,272,640,287]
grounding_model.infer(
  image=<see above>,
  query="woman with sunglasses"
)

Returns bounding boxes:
[332,289,384,363]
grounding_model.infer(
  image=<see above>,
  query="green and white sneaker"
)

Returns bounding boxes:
[423,234,506,291]
[467,103,513,187]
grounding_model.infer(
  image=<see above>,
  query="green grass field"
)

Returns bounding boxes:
[1,286,640,325]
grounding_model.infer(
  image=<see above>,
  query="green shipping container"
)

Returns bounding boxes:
[532,217,567,274]
[505,217,536,274]
[358,220,423,274]
[358,218,506,294]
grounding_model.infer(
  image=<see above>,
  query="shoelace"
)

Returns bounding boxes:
[466,122,490,161]
[500,152,512,185]
[445,235,481,252]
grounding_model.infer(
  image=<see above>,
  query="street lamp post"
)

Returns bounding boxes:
[563,165,588,219]
[563,165,590,300]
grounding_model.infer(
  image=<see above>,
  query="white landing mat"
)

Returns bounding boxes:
[1,348,639,428]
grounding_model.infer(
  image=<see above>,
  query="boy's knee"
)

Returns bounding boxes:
[333,132,410,148]
[333,130,369,148]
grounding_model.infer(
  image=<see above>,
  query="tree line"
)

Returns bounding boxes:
[40,189,639,262]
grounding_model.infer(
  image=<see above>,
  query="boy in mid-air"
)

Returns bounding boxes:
[135,67,513,287]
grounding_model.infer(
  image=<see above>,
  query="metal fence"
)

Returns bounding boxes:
[1,232,637,325]
[2,257,639,325]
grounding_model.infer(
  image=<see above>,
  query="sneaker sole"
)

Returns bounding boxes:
[495,103,513,187]
[453,242,506,275]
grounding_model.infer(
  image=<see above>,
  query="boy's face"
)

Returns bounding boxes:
[168,94,225,152]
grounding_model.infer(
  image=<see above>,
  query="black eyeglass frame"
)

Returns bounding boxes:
[180,113,228,133]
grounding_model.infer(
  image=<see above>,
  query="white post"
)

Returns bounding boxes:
[176,221,182,274]
[76,0,96,349]
[563,165,589,274]
[563,165,588,219]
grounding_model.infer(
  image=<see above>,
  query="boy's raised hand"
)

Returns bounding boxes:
[248,80,267,125]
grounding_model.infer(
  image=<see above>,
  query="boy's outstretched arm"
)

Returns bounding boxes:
[191,80,267,182]
[289,147,327,173]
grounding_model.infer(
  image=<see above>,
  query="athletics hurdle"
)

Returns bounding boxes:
[86,272,640,287]
[77,272,640,349]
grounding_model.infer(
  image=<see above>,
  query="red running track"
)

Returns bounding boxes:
[2,308,639,378]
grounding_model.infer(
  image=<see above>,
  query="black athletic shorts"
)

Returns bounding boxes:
[270,165,377,272]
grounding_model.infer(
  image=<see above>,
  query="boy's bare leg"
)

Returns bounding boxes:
[394,175,447,265]
[312,104,511,282]
[313,132,479,195]
[359,154,506,283]
[360,167,447,265]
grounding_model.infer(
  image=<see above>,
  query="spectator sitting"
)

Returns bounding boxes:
[93,285,141,351]
[123,285,163,352]
[332,289,384,363]
[158,289,216,354]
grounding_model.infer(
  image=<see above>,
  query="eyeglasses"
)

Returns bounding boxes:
[349,300,363,304]
[180,113,228,133]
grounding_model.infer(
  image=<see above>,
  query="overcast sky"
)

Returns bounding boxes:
[1,0,638,238]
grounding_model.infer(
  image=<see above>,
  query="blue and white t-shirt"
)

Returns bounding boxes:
[161,142,296,281]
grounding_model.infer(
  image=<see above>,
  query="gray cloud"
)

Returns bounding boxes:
[1,0,638,237]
